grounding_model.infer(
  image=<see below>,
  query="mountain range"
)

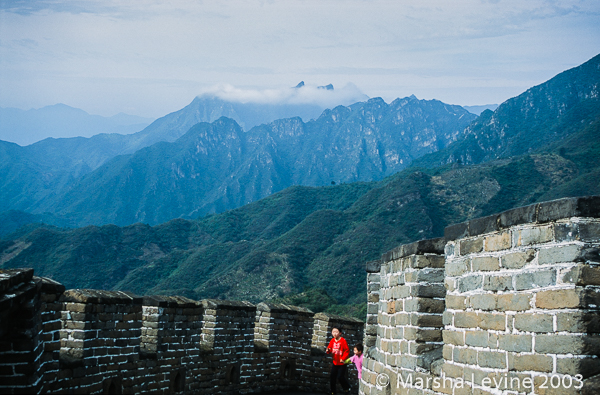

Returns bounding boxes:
[1,53,599,318]
[0,95,475,228]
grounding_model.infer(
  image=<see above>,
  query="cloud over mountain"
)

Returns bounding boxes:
[197,82,368,108]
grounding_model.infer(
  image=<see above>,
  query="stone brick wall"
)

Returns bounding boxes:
[360,196,600,395]
[0,270,364,394]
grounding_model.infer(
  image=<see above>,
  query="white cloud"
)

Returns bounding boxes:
[198,82,368,107]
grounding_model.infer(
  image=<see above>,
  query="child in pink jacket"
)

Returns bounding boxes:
[344,343,364,379]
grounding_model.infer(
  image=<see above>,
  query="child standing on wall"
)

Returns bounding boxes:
[344,344,363,380]
[326,327,350,394]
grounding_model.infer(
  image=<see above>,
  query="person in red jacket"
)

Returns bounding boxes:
[326,327,350,394]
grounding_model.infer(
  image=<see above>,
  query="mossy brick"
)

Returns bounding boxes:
[483,275,513,291]
[514,270,555,291]
[509,353,553,372]
[442,330,464,346]
[465,331,488,347]
[497,293,532,311]
[485,232,511,252]
[459,238,483,255]
[469,294,496,311]
[501,250,535,269]
[458,275,483,292]
[498,334,532,352]
[514,313,553,333]
[513,225,553,247]
[477,350,506,369]
[446,259,469,276]
[536,288,582,309]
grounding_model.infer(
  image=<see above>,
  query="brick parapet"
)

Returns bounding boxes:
[360,196,600,395]
[0,272,364,394]
[441,216,600,394]
[360,244,446,395]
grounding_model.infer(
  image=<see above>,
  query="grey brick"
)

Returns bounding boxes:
[458,275,483,292]
[514,313,553,332]
[513,225,553,246]
[483,275,513,292]
[501,250,535,269]
[538,245,585,265]
[514,270,555,291]
[498,334,532,352]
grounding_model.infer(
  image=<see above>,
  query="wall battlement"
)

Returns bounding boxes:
[0,270,363,394]
[360,196,600,395]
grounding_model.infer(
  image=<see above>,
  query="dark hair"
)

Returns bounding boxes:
[332,327,341,332]
[354,344,363,352]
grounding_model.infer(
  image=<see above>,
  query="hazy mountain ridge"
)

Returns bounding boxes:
[0,104,153,146]
[22,96,475,226]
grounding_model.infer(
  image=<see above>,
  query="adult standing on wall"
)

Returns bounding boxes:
[326,327,350,394]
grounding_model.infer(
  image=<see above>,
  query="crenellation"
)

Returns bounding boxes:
[360,196,600,395]
[0,270,363,394]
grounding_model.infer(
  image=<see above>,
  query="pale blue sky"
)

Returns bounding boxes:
[0,0,599,118]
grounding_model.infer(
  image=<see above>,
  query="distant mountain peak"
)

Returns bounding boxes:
[318,84,334,90]
[294,81,305,88]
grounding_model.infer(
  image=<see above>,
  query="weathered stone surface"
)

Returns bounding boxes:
[459,238,483,255]
[513,225,553,247]
[536,289,582,309]
[484,232,511,252]
[471,256,500,272]
[469,214,500,236]
[501,250,535,269]
[445,222,468,241]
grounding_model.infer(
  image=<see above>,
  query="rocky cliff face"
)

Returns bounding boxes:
[30,96,475,226]
[414,53,600,168]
